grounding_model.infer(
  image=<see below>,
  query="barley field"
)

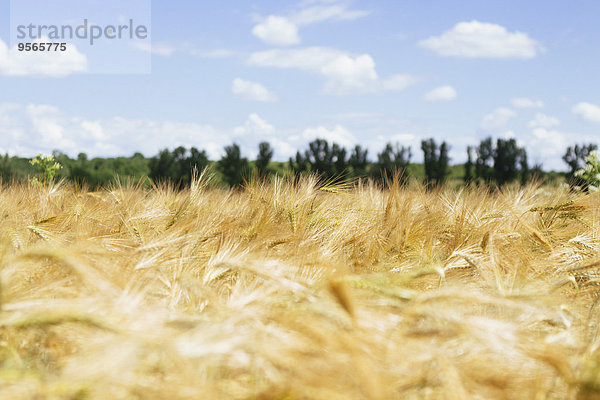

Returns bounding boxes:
[1,173,600,399]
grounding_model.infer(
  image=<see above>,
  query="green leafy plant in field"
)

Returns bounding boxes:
[29,154,62,185]
[575,150,600,192]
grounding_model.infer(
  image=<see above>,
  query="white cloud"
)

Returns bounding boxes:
[389,133,416,143]
[0,103,229,159]
[234,113,275,136]
[290,3,369,25]
[233,114,296,158]
[319,53,378,93]
[0,103,437,167]
[252,1,368,46]
[0,105,306,162]
[133,42,176,57]
[572,102,600,123]
[0,37,87,77]
[252,16,300,46]
[191,49,234,58]
[249,47,338,69]
[232,78,278,102]
[381,74,421,91]
[248,47,418,95]
[134,42,234,58]
[26,104,75,149]
[233,117,361,160]
[529,128,568,161]
[528,113,560,129]
[523,126,598,170]
[301,125,356,148]
[424,85,457,102]
[510,97,544,109]
[501,130,516,139]
[374,133,420,157]
[418,21,543,59]
[480,107,517,131]
[3,102,596,172]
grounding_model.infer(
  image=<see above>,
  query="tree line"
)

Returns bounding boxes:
[0,139,595,188]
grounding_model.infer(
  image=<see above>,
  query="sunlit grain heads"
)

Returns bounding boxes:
[0,176,597,398]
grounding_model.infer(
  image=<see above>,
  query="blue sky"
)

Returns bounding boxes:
[0,0,599,170]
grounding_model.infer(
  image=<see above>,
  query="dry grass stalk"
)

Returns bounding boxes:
[0,175,598,399]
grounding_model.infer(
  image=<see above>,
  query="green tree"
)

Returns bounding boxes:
[563,144,598,186]
[171,146,209,188]
[475,137,494,183]
[530,164,544,181]
[149,149,176,184]
[348,145,369,177]
[187,147,209,178]
[0,154,14,182]
[421,138,450,186]
[331,143,347,178]
[172,145,188,186]
[289,151,309,175]
[122,152,151,178]
[439,142,450,180]
[305,139,334,176]
[218,143,249,187]
[518,148,530,185]
[376,142,411,182]
[298,139,348,179]
[69,152,93,185]
[422,139,436,184]
[256,142,273,177]
[493,138,523,186]
[464,146,474,184]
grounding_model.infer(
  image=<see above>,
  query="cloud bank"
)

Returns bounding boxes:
[419,21,543,59]
[248,47,418,95]
[0,38,87,77]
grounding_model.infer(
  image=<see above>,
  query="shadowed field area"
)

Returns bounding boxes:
[1,174,600,399]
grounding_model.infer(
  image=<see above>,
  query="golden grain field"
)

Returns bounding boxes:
[1,173,600,399]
